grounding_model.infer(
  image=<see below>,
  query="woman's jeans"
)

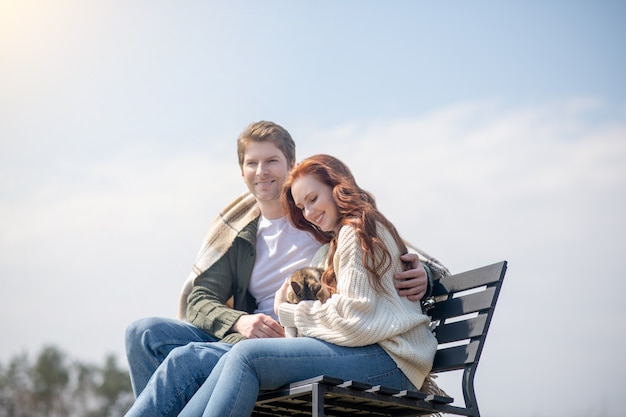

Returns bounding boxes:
[124,317,230,417]
[179,337,415,417]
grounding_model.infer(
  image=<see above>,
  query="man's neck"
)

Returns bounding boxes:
[257,199,285,220]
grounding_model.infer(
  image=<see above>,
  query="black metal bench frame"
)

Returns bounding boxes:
[253,261,507,417]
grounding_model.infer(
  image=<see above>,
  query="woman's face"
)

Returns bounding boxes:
[291,174,340,233]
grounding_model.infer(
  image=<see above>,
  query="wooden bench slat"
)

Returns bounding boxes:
[431,262,505,296]
[396,389,427,400]
[429,286,497,320]
[365,385,401,395]
[434,313,488,344]
[433,340,480,372]
[288,375,344,389]
[426,393,456,404]
[337,380,371,390]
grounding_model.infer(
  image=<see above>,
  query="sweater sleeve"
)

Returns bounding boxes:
[186,242,248,340]
[285,225,429,347]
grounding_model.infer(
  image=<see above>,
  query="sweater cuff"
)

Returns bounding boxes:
[278,303,297,328]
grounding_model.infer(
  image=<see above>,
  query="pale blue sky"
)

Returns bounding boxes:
[1,1,625,416]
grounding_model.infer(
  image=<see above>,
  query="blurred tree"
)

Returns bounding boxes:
[72,362,99,417]
[94,354,134,417]
[0,346,133,417]
[0,352,34,417]
[30,346,70,417]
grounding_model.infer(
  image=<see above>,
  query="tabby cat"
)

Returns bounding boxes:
[286,267,329,304]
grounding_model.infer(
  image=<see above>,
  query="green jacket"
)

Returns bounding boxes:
[186,217,259,344]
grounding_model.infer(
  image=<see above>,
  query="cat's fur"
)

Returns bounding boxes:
[286,267,329,304]
[284,267,329,337]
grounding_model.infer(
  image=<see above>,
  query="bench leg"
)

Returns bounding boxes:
[312,383,325,417]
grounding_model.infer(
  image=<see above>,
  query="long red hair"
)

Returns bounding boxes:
[282,154,408,295]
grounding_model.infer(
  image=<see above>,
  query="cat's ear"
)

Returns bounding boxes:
[315,285,329,303]
[290,281,303,294]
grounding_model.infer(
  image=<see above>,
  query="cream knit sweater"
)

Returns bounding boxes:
[278,223,438,389]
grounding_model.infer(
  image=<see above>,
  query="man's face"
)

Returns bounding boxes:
[241,141,292,203]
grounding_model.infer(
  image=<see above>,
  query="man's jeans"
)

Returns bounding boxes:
[124,317,231,417]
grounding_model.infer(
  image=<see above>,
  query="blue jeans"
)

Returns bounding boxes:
[124,317,229,417]
[179,337,415,417]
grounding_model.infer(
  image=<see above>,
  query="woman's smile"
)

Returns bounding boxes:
[310,211,325,226]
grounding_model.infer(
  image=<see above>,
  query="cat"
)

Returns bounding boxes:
[284,267,329,337]
[286,267,329,304]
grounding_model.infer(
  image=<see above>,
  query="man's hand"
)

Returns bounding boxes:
[394,253,427,301]
[232,313,285,339]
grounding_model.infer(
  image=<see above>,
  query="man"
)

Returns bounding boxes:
[124,121,447,416]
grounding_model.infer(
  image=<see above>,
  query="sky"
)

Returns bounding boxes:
[1,1,625,416]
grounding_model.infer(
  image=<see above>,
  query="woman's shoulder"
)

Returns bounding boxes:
[337,222,396,239]
[337,224,355,238]
[336,224,360,248]
[335,225,360,259]
[337,222,394,239]
[311,244,330,268]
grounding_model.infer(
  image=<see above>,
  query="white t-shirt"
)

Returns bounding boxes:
[248,215,321,319]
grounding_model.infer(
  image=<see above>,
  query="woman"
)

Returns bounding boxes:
[179,154,437,417]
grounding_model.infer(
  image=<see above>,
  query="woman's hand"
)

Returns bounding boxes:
[274,278,290,317]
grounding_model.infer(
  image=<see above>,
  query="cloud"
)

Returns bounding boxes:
[301,98,625,256]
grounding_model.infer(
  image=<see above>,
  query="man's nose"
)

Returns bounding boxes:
[256,163,269,174]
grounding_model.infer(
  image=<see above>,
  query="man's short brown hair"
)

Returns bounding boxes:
[237,121,296,169]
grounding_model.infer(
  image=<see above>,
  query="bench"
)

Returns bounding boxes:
[252,261,507,417]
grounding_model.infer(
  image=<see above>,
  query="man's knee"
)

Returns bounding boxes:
[164,344,208,375]
[125,317,181,362]
[126,317,157,349]
[169,343,229,375]
[127,316,179,342]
